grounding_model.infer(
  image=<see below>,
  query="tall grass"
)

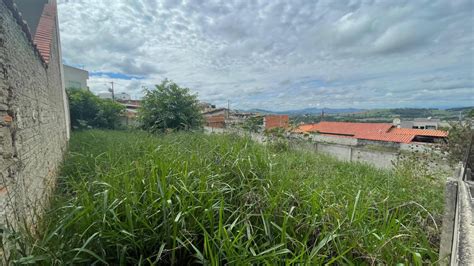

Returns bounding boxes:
[7,130,444,264]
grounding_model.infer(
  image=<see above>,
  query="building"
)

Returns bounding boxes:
[63,64,89,89]
[264,115,289,130]
[199,102,216,113]
[1,0,69,227]
[119,100,140,127]
[98,92,113,99]
[115,92,131,101]
[400,118,440,130]
[98,92,131,101]
[203,108,228,128]
[294,121,448,144]
[203,108,258,128]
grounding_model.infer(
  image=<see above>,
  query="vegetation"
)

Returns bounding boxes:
[441,122,474,165]
[241,116,263,132]
[139,80,203,133]
[67,88,125,129]
[5,130,445,265]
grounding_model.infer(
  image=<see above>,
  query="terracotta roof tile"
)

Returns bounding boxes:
[295,121,393,135]
[293,121,448,144]
[33,3,57,64]
[355,132,415,143]
[389,128,448,137]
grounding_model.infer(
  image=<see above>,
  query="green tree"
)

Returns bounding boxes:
[242,116,263,132]
[67,89,125,129]
[139,80,202,133]
[468,108,474,118]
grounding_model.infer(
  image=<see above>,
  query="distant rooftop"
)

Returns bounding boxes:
[294,121,448,144]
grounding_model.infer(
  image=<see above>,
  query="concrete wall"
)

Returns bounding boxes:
[351,148,398,169]
[0,1,69,227]
[63,64,88,89]
[439,164,474,265]
[311,134,358,146]
[316,143,352,162]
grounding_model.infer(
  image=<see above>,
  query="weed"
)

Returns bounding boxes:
[7,130,444,265]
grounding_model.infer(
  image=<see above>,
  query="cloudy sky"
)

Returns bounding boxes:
[58,0,473,111]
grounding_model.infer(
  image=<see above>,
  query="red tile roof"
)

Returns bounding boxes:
[299,121,393,136]
[33,3,57,64]
[389,128,448,137]
[294,121,448,144]
[355,132,415,143]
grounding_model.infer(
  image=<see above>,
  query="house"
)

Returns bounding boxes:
[203,108,228,128]
[400,118,441,130]
[264,115,289,130]
[115,92,131,101]
[199,102,216,113]
[203,108,257,128]
[118,100,140,127]
[203,108,228,118]
[294,121,448,144]
[98,92,112,99]
[63,64,89,90]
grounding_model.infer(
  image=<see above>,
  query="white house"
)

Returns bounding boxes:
[115,92,131,101]
[63,65,89,89]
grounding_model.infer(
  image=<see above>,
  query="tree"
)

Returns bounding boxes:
[93,99,125,129]
[242,116,263,132]
[139,80,202,133]
[468,108,474,118]
[67,89,125,129]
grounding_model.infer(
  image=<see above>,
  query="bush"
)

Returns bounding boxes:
[139,80,203,133]
[441,122,473,165]
[67,89,125,129]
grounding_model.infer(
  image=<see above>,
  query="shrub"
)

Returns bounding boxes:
[441,121,473,165]
[67,89,125,129]
[139,80,203,133]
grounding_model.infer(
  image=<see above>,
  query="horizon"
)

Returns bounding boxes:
[58,0,473,110]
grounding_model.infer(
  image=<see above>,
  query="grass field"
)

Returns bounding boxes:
[8,130,445,265]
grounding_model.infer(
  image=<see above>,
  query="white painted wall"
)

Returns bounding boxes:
[63,65,89,89]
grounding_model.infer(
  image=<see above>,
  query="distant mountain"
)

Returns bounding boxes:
[282,108,366,115]
[242,108,365,115]
[244,108,275,114]
[445,106,474,112]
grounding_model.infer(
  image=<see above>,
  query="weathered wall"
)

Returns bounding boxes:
[0,1,68,227]
[311,134,358,146]
[316,143,352,162]
[351,148,398,169]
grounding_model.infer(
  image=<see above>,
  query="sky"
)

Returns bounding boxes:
[57,0,474,111]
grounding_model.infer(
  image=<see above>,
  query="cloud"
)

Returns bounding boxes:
[57,0,473,110]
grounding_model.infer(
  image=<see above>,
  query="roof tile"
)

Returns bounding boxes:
[294,121,448,144]
[33,3,57,64]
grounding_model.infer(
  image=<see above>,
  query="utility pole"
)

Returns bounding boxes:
[227,100,230,119]
[109,81,115,101]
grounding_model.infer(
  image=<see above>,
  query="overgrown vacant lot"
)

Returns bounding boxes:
[12,130,444,264]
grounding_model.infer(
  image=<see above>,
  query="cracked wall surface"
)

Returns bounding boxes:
[0,1,68,228]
